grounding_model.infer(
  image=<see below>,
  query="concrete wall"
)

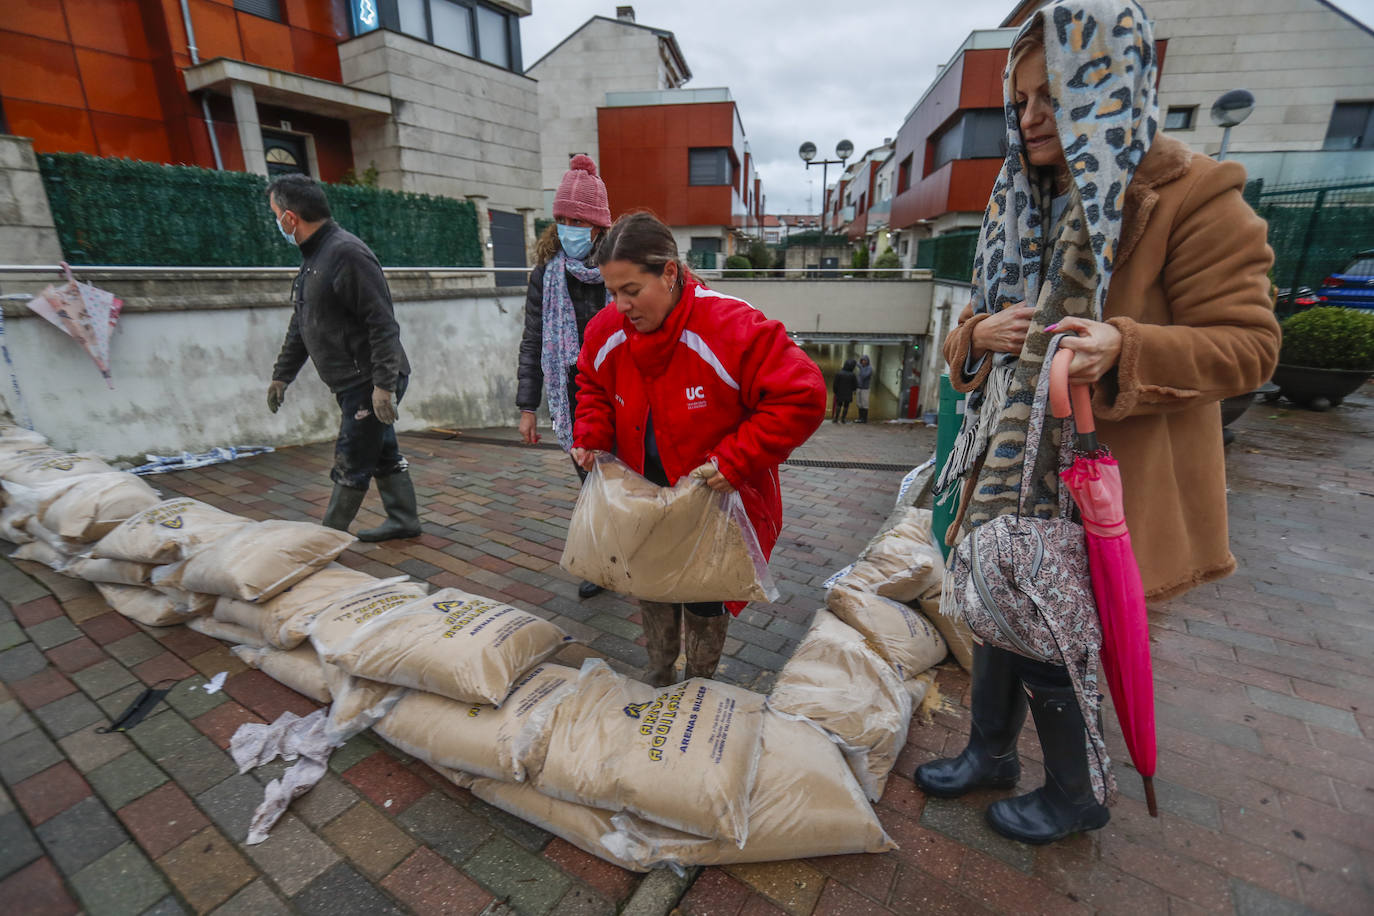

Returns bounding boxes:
[0,136,63,264]
[920,279,973,415]
[339,30,542,213]
[0,270,524,461]
[710,278,932,337]
[529,18,674,205]
[1151,0,1374,155]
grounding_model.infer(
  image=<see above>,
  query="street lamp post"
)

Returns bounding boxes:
[799,139,853,246]
[1210,89,1255,161]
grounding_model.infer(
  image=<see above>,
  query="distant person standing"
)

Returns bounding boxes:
[831,358,858,423]
[265,174,419,540]
[855,354,874,423]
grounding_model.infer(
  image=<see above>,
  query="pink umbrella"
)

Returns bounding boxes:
[1050,348,1158,817]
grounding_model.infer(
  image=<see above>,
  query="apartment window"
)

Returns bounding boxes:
[928,109,1004,174]
[362,0,519,71]
[1323,101,1374,150]
[688,148,731,186]
[1164,106,1196,131]
[234,0,282,20]
[897,154,913,193]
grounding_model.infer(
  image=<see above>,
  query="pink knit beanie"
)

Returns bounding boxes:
[553,155,611,228]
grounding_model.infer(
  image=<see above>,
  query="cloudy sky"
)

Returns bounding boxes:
[520,0,1374,215]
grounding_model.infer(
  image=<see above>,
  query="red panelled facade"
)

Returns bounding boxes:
[596,101,748,228]
[890,47,1007,230]
[0,0,353,179]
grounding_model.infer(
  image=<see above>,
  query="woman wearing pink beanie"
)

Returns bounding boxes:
[515,154,614,599]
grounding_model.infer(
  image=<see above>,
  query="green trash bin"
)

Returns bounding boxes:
[932,373,966,560]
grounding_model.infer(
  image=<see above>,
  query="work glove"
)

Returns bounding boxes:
[372,387,397,425]
[267,380,288,414]
[691,462,735,494]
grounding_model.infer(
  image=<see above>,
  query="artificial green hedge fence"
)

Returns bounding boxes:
[37,154,483,268]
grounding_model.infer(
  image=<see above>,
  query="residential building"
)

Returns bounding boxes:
[525,5,690,214]
[888,29,1017,270]
[1003,0,1374,185]
[0,0,541,216]
[596,87,764,268]
[840,140,894,243]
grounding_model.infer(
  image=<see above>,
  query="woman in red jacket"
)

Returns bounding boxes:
[571,212,826,685]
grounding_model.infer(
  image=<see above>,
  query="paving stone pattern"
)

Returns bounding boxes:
[0,405,1370,914]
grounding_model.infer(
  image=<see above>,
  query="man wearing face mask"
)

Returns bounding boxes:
[266,173,418,540]
[515,155,613,599]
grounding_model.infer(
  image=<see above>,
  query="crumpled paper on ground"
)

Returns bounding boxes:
[229,709,333,844]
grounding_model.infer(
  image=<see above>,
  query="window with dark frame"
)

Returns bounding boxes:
[688,148,732,186]
[927,109,1004,175]
[897,154,913,193]
[234,0,282,21]
[1323,101,1374,150]
[1163,106,1196,131]
[357,0,519,72]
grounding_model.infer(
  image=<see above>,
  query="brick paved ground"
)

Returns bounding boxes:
[0,393,1370,915]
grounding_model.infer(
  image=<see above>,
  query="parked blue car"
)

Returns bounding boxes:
[1318,249,1374,309]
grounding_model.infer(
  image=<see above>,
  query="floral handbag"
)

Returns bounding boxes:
[944,335,1115,803]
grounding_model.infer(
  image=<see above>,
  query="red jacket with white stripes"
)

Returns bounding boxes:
[573,277,826,610]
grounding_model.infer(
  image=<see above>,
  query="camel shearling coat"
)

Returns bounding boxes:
[944,135,1281,602]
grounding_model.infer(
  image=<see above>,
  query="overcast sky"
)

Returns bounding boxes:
[520,0,1374,216]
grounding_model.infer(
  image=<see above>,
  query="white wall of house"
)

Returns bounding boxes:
[340,29,542,213]
[0,273,525,461]
[1150,0,1374,155]
[527,16,687,209]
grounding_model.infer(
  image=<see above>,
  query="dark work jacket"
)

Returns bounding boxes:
[515,259,607,410]
[856,364,874,389]
[272,220,411,394]
[832,369,858,401]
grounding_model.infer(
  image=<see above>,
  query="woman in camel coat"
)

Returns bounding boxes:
[943,131,1281,602]
[917,0,1280,847]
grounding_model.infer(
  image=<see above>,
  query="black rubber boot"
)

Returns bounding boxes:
[322,484,365,532]
[859,408,869,423]
[985,671,1110,845]
[357,471,422,541]
[578,581,605,599]
[915,644,1027,797]
[684,612,729,680]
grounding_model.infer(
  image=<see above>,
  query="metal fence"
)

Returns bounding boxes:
[1243,176,1374,298]
[37,153,483,268]
[915,230,979,283]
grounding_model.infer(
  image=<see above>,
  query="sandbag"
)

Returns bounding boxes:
[96,583,185,627]
[152,520,354,602]
[560,454,778,604]
[0,425,46,449]
[309,579,429,743]
[187,615,270,647]
[232,645,332,704]
[0,450,113,485]
[92,498,250,564]
[373,664,576,783]
[602,712,894,868]
[156,586,216,616]
[11,539,69,571]
[917,593,976,674]
[324,588,572,706]
[831,506,944,603]
[468,778,645,873]
[214,565,379,649]
[65,555,154,586]
[767,610,913,801]
[827,586,948,679]
[524,659,765,846]
[39,472,159,541]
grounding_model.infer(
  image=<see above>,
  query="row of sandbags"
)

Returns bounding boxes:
[0,422,954,871]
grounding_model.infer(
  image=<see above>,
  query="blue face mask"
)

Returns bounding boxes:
[276,213,297,246]
[557,224,593,261]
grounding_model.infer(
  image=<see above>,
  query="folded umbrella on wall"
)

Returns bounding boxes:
[25,262,123,389]
[1050,346,1159,817]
